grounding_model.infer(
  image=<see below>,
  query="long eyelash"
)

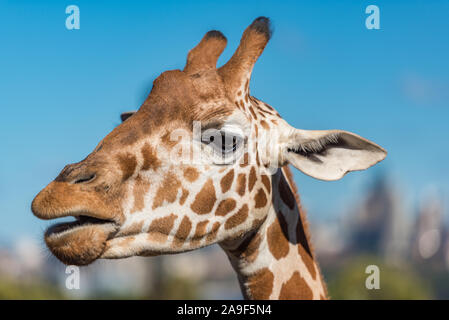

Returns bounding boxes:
[288,133,340,155]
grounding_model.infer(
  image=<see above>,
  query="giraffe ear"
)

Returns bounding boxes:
[120,111,136,123]
[281,129,387,181]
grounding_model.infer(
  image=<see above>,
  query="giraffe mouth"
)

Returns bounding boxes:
[44,214,119,266]
[46,215,116,234]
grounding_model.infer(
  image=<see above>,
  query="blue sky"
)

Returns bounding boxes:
[1,0,448,243]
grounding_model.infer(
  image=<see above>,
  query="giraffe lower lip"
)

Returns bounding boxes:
[44,217,118,266]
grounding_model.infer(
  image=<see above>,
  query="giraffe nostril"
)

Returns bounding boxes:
[73,173,96,184]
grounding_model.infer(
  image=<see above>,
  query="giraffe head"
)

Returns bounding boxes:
[31,17,386,266]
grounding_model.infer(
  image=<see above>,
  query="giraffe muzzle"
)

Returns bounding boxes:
[31,180,122,265]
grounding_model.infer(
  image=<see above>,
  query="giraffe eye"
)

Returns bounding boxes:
[201,130,243,159]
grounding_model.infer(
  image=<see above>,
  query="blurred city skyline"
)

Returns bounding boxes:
[1,173,448,299]
[1,0,448,249]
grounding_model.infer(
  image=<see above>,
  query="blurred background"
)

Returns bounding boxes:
[1,1,448,299]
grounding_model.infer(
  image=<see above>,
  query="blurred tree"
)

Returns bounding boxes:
[0,277,65,299]
[147,275,199,300]
[327,256,433,299]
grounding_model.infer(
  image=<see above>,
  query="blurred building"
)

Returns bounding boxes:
[411,189,449,270]
[341,174,411,264]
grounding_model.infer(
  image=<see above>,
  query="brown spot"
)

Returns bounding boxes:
[261,175,271,194]
[255,150,260,166]
[190,179,217,214]
[258,105,272,114]
[225,204,248,230]
[264,103,274,111]
[279,174,295,210]
[252,216,267,229]
[252,130,257,139]
[183,167,199,182]
[220,169,234,193]
[271,119,278,125]
[215,198,237,216]
[260,120,269,130]
[254,188,267,208]
[254,125,258,138]
[120,130,139,146]
[206,222,221,242]
[161,130,179,148]
[236,173,246,196]
[120,221,144,237]
[248,166,257,192]
[279,271,313,300]
[245,95,249,103]
[296,214,316,279]
[148,214,177,243]
[141,143,160,171]
[173,216,192,247]
[237,90,242,96]
[116,153,137,181]
[239,153,249,167]
[179,188,189,205]
[152,172,181,209]
[267,211,290,260]
[131,175,150,213]
[248,106,258,119]
[115,236,135,249]
[235,101,241,110]
[191,220,209,246]
[247,268,274,300]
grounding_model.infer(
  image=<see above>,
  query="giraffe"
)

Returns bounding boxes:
[31,17,386,299]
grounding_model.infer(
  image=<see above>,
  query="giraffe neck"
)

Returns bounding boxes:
[221,166,327,299]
